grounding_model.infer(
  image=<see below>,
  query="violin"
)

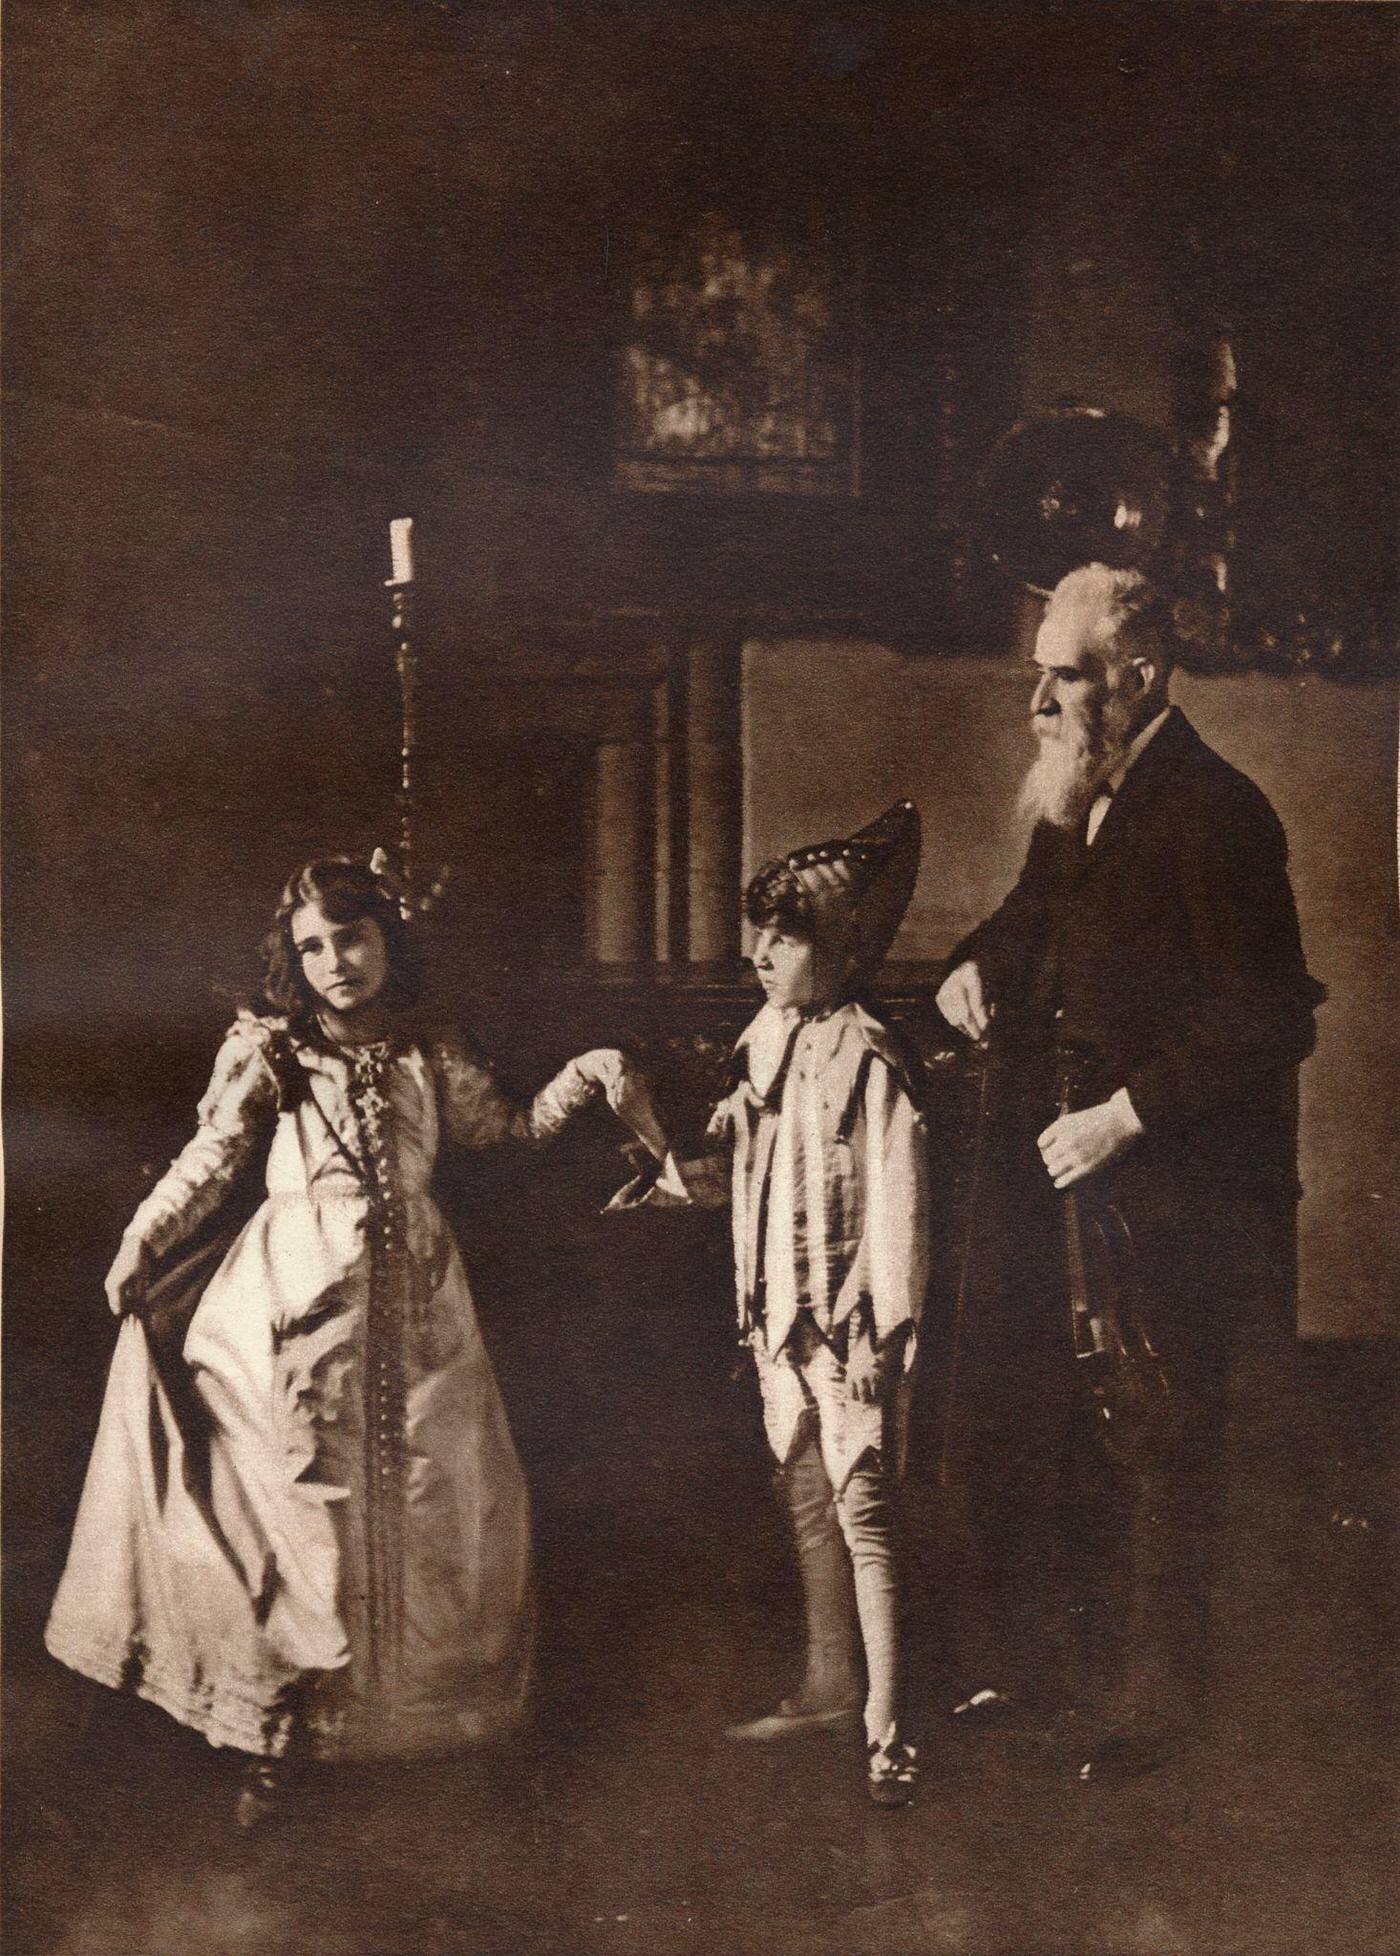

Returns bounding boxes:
[1058,1080,1175,1470]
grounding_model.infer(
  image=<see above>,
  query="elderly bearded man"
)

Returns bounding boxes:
[935,563,1323,1780]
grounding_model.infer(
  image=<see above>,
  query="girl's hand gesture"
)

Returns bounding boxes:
[575,1049,670,1163]
[105,1236,151,1317]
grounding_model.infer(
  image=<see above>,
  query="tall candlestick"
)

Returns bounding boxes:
[388,516,415,586]
[382,521,451,919]
[389,584,416,900]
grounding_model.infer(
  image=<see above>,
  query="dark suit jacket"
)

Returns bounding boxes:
[951,707,1324,1204]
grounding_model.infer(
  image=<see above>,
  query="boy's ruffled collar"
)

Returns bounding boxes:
[734,999,874,1096]
[732,998,924,1110]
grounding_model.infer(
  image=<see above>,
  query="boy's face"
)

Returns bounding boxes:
[750,922,847,1011]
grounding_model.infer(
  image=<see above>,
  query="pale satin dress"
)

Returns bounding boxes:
[46,1012,586,1760]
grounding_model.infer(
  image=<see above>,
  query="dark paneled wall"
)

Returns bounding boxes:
[4,1,1395,1387]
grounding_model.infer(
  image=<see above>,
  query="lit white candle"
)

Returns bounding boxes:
[389,516,415,585]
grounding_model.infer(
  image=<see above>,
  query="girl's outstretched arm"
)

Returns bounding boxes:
[428,1028,666,1156]
[111,1021,279,1310]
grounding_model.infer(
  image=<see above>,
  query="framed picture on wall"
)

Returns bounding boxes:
[614,203,863,499]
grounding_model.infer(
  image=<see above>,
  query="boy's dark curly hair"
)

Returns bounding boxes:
[258,857,424,1024]
[744,859,815,938]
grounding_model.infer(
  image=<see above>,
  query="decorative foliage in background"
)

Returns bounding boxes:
[1214,602,1396,680]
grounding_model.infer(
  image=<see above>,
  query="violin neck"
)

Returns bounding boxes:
[1064,1189,1108,1359]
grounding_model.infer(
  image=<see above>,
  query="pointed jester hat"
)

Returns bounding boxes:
[746,799,921,984]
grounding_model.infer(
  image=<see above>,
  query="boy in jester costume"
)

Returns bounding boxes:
[618,801,928,1806]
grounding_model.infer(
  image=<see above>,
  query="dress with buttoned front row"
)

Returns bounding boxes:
[47,1012,585,1760]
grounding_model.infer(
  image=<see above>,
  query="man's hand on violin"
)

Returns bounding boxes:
[1037,1087,1143,1190]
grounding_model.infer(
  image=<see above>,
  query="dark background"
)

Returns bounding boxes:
[3,7,1396,1953]
[5,1,1396,1350]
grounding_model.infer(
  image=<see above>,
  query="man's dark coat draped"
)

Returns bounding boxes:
[932,706,1324,1716]
[950,705,1324,1211]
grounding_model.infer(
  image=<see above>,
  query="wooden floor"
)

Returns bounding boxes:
[5,1304,1392,1956]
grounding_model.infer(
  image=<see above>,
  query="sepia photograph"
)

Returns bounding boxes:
[3,4,1395,1953]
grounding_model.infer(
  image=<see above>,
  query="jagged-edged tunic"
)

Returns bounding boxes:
[713,1000,930,1358]
[704,1001,930,1487]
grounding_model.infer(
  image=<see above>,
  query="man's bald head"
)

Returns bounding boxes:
[1039,563,1178,698]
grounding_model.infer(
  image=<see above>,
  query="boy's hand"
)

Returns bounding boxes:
[847,1337,891,1404]
[705,1098,736,1144]
[846,1341,884,1403]
[846,1323,911,1402]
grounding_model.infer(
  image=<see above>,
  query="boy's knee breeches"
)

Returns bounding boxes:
[752,1318,906,1497]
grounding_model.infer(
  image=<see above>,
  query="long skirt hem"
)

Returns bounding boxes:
[44,1617,534,1761]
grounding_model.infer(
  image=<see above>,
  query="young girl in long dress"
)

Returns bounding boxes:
[45,856,653,1824]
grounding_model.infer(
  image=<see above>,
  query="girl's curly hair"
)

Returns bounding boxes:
[743,859,815,938]
[258,857,424,1024]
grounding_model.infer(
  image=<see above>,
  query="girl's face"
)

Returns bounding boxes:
[290,900,390,1018]
[750,922,846,1012]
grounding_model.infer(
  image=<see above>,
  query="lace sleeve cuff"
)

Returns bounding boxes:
[527,1058,601,1141]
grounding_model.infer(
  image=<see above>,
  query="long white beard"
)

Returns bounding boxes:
[1018,698,1133,832]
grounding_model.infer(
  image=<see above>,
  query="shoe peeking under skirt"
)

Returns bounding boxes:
[235,1757,288,1832]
